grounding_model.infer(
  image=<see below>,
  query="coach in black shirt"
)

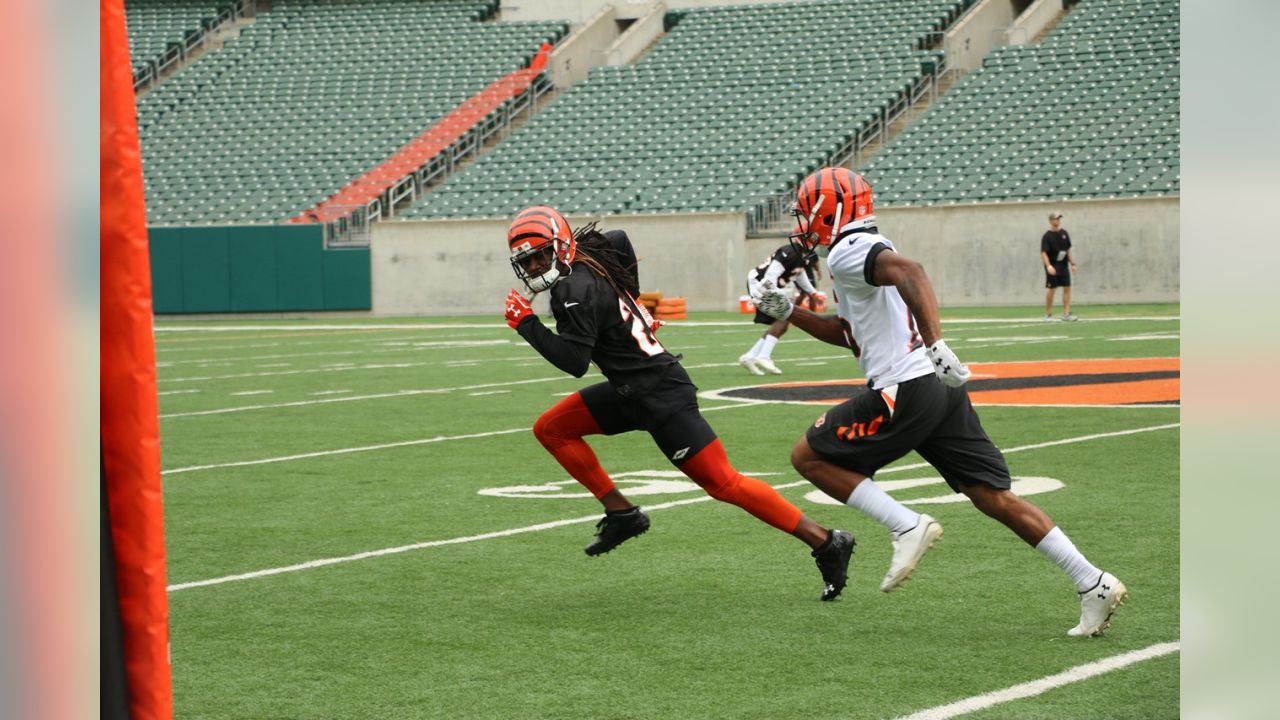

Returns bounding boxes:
[1040,211,1078,321]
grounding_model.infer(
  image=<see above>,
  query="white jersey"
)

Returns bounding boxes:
[825,227,933,390]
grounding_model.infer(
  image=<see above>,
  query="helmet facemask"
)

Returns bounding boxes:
[507,206,576,294]
[510,238,570,293]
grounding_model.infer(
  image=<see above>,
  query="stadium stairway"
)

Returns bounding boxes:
[292,44,553,226]
[862,0,1179,207]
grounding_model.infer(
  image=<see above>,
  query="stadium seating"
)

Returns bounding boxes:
[127,0,229,81]
[864,0,1179,206]
[138,0,565,225]
[401,0,966,220]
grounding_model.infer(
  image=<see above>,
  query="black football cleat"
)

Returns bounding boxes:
[584,507,651,556]
[812,529,856,601]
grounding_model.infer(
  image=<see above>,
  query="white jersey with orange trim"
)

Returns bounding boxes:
[824,227,933,390]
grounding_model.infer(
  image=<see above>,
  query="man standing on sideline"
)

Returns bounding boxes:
[1041,211,1078,321]
[754,168,1127,636]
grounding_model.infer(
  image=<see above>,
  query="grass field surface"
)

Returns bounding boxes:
[157,303,1179,719]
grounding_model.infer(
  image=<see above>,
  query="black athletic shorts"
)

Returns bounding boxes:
[804,374,1011,492]
[1045,263,1071,288]
[579,363,717,466]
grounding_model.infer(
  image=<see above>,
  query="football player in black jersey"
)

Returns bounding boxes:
[739,243,826,376]
[502,206,853,601]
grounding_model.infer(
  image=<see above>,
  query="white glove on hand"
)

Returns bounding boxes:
[754,281,794,321]
[926,339,971,387]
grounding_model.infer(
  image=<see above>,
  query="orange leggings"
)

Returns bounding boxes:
[532,393,802,533]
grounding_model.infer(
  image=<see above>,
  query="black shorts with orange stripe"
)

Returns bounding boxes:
[804,374,1011,492]
[579,363,718,466]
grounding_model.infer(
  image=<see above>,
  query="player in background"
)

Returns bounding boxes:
[739,243,826,376]
[502,206,854,601]
[753,169,1127,635]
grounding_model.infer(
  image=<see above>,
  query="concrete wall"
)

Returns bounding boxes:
[1007,0,1063,45]
[370,198,1178,315]
[605,1,667,66]
[945,0,1021,71]
[372,213,747,316]
[871,197,1180,306]
[547,4,618,87]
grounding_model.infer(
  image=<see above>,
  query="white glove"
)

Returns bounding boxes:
[754,281,794,320]
[926,339,971,387]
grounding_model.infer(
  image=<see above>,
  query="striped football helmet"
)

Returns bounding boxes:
[507,206,575,293]
[790,168,875,256]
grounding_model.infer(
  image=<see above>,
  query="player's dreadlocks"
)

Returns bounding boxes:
[570,221,640,299]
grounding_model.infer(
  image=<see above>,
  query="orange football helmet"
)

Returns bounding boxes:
[790,168,875,256]
[507,205,576,292]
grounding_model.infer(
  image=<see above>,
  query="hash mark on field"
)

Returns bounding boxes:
[892,642,1180,720]
[469,390,510,396]
[256,363,292,369]
[229,390,273,396]
[167,422,1178,590]
[158,389,200,396]
[309,389,352,396]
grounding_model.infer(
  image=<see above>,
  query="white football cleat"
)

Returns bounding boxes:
[755,356,783,375]
[738,354,765,376]
[1068,571,1128,637]
[881,514,943,592]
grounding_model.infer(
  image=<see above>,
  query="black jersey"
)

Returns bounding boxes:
[549,261,678,398]
[751,244,811,287]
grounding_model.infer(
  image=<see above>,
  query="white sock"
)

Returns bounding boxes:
[747,338,767,357]
[847,479,919,535]
[1036,526,1103,592]
[759,335,779,360]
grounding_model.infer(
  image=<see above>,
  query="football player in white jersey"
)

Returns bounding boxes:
[753,168,1127,637]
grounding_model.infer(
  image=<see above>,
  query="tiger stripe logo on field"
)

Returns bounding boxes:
[706,358,1179,407]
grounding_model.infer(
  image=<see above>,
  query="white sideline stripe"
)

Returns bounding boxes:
[893,642,1180,720]
[161,361,428,384]
[159,374,595,418]
[154,316,1179,333]
[166,422,1178,591]
[162,428,530,476]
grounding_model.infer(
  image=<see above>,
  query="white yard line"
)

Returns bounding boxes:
[163,427,530,476]
[160,362,430,384]
[892,642,1180,720]
[166,422,1178,591]
[160,371,593,417]
[154,316,1180,335]
[229,390,273,397]
[157,389,200,396]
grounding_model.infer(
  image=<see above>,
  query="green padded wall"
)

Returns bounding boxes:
[275,226,326,311]
[323,247,373,310]
[229,228,279,311]
[149,228,184,313]
[181,227,231,312]
[147,224,371,313]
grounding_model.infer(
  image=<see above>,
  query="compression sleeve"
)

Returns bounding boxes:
[516,317,594,378]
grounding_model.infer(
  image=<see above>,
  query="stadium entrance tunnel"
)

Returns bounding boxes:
[703,358,1180,408]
